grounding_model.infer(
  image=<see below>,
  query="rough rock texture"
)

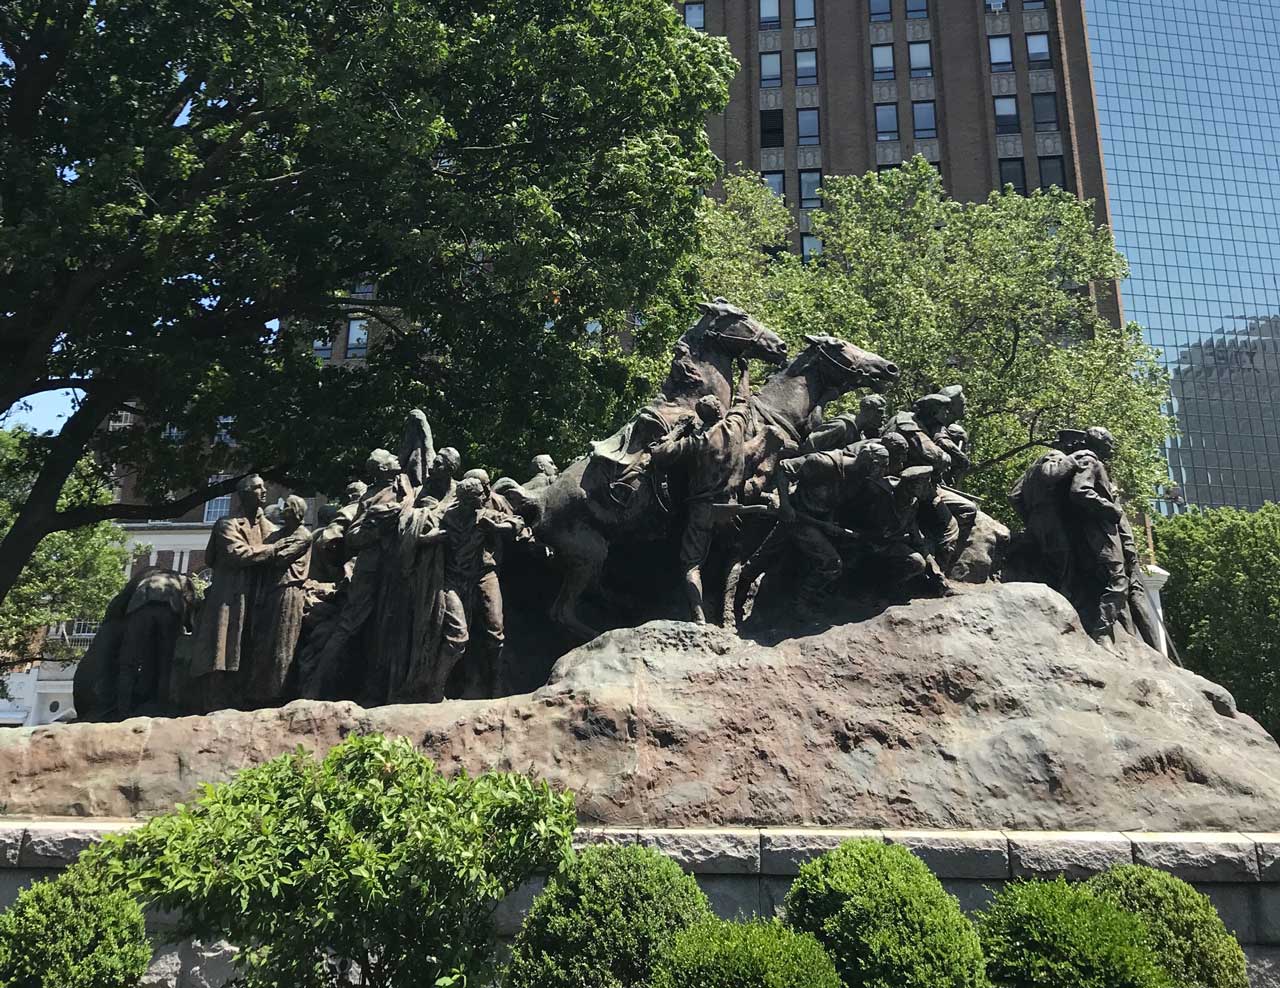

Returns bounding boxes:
[2,582,1279,831]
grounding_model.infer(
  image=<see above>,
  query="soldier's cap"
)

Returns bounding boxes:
[1056,428,1088,448]
[914,394,951,416]
[900,465,934,481]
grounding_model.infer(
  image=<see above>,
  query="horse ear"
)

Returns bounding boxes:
[697,302,713,315]
[803,333,821,345]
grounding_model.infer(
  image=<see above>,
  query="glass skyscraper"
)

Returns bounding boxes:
[1087,0,1280,511]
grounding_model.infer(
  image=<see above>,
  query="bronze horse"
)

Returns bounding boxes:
[504,310,899,638]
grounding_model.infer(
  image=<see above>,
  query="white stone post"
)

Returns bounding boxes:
[1143,564,1171,658]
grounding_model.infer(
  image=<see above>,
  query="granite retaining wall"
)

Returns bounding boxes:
[3,820,1280,987]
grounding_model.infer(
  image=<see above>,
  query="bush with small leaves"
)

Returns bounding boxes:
[979,878,1171,988]
[651,918,840,988]
[0,862,152,988]
[90,733,576,988]
[1088,865,1248,988]
[504,843,713,988]
[783,839,986,988]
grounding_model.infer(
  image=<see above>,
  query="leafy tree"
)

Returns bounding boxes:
[0,428,128,680]
[1155,504,1280,736]
[651,160,1172,524]
[0,0,735,606]
[91,733,576,988]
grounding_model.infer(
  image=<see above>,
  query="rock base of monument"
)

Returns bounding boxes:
[1,581,1278,831]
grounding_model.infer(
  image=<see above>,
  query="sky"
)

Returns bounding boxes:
[3,390,82,435]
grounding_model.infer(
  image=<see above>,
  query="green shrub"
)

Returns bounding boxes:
[0,863,151,988]
[90,733,576,988]
[504,843,712,988]
[651,917,840,988]
[979,878,1171,988]
[1088,865,1248,988]
[782,839,986,988]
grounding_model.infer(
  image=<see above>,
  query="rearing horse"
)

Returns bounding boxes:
[500,300,788,638]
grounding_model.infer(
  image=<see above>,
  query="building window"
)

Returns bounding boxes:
[871,44,895,81]
[795,49,817,87]
[761,109,784,147]
[1026,32,1052,67]
[1032,92,1059,132]
[906,0,928,17]
[877,163,902,173]
[802,235,823,262]
[763,171,786,198]
[1023,0,1047,7]
[913,100,937,139]
[69,619,100,643]
[869,0,891,22]
[999,157,1027,195]
[799,169,822,209]
[795,0,815,28]
[985,0,1007,10]
[909,41,932,78]
[994,96,1020,135]
[760,0,781,28]
[797,108,820,146]
[989,35,1013,72]
[875,103,899,142]
[214,415,235,445]
[346,318,369,358]
[1038,155,1067,190]
[684,2,705,29]
[761,52,782,88]
[204,475,234,524]
[313,336,333,359]
[350,280,376,298]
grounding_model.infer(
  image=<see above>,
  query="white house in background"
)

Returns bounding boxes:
[0,660,78,727]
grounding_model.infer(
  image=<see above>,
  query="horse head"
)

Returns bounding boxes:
[696,298,789,367]
[797,333,900,395]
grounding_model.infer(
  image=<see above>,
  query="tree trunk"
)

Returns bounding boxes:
[0,388,118,608]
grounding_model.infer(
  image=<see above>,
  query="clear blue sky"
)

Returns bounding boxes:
[2,390,81,435]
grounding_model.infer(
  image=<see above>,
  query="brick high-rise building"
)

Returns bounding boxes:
[683,0,1120,319]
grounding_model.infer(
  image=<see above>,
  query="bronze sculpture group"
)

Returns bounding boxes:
[74,300,1162,721]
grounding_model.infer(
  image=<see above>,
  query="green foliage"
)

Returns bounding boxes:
[651,918,840,988]
[89,733,576,988]
[0,428,128,663]
[1088,865,1248,988]
[1155,504,1280,737]
[978,878,1171,988]
[782,839,986,988]
[0,0,736,598]
[653,160,1172,523]
[504,843,713,988]
[0,862,151,988]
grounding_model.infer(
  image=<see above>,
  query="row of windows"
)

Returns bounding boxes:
[684,0,1049,33]
[869,0,928,20]
[999,155,1069,193]
[761,49,817,87]
[763,168,824,208]
[870,41,932,79]
[990,33,1052,72]
[761,107,820,146]
[313,318,369,359]
[761,95,1056,149]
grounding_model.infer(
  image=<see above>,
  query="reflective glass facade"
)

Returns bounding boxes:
[1088,0,1280,511]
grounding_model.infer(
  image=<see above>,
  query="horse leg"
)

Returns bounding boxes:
[550,528,609,641]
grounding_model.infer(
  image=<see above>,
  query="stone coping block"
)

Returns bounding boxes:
[16,819,136,869]
[6,819,1280,887]
[759,829,887,876]
[1008,831,1132,880]
[1247,834,1280,882]
[884,830,1009,880]
[1130,832,1260,883]
[638,828,761,875]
